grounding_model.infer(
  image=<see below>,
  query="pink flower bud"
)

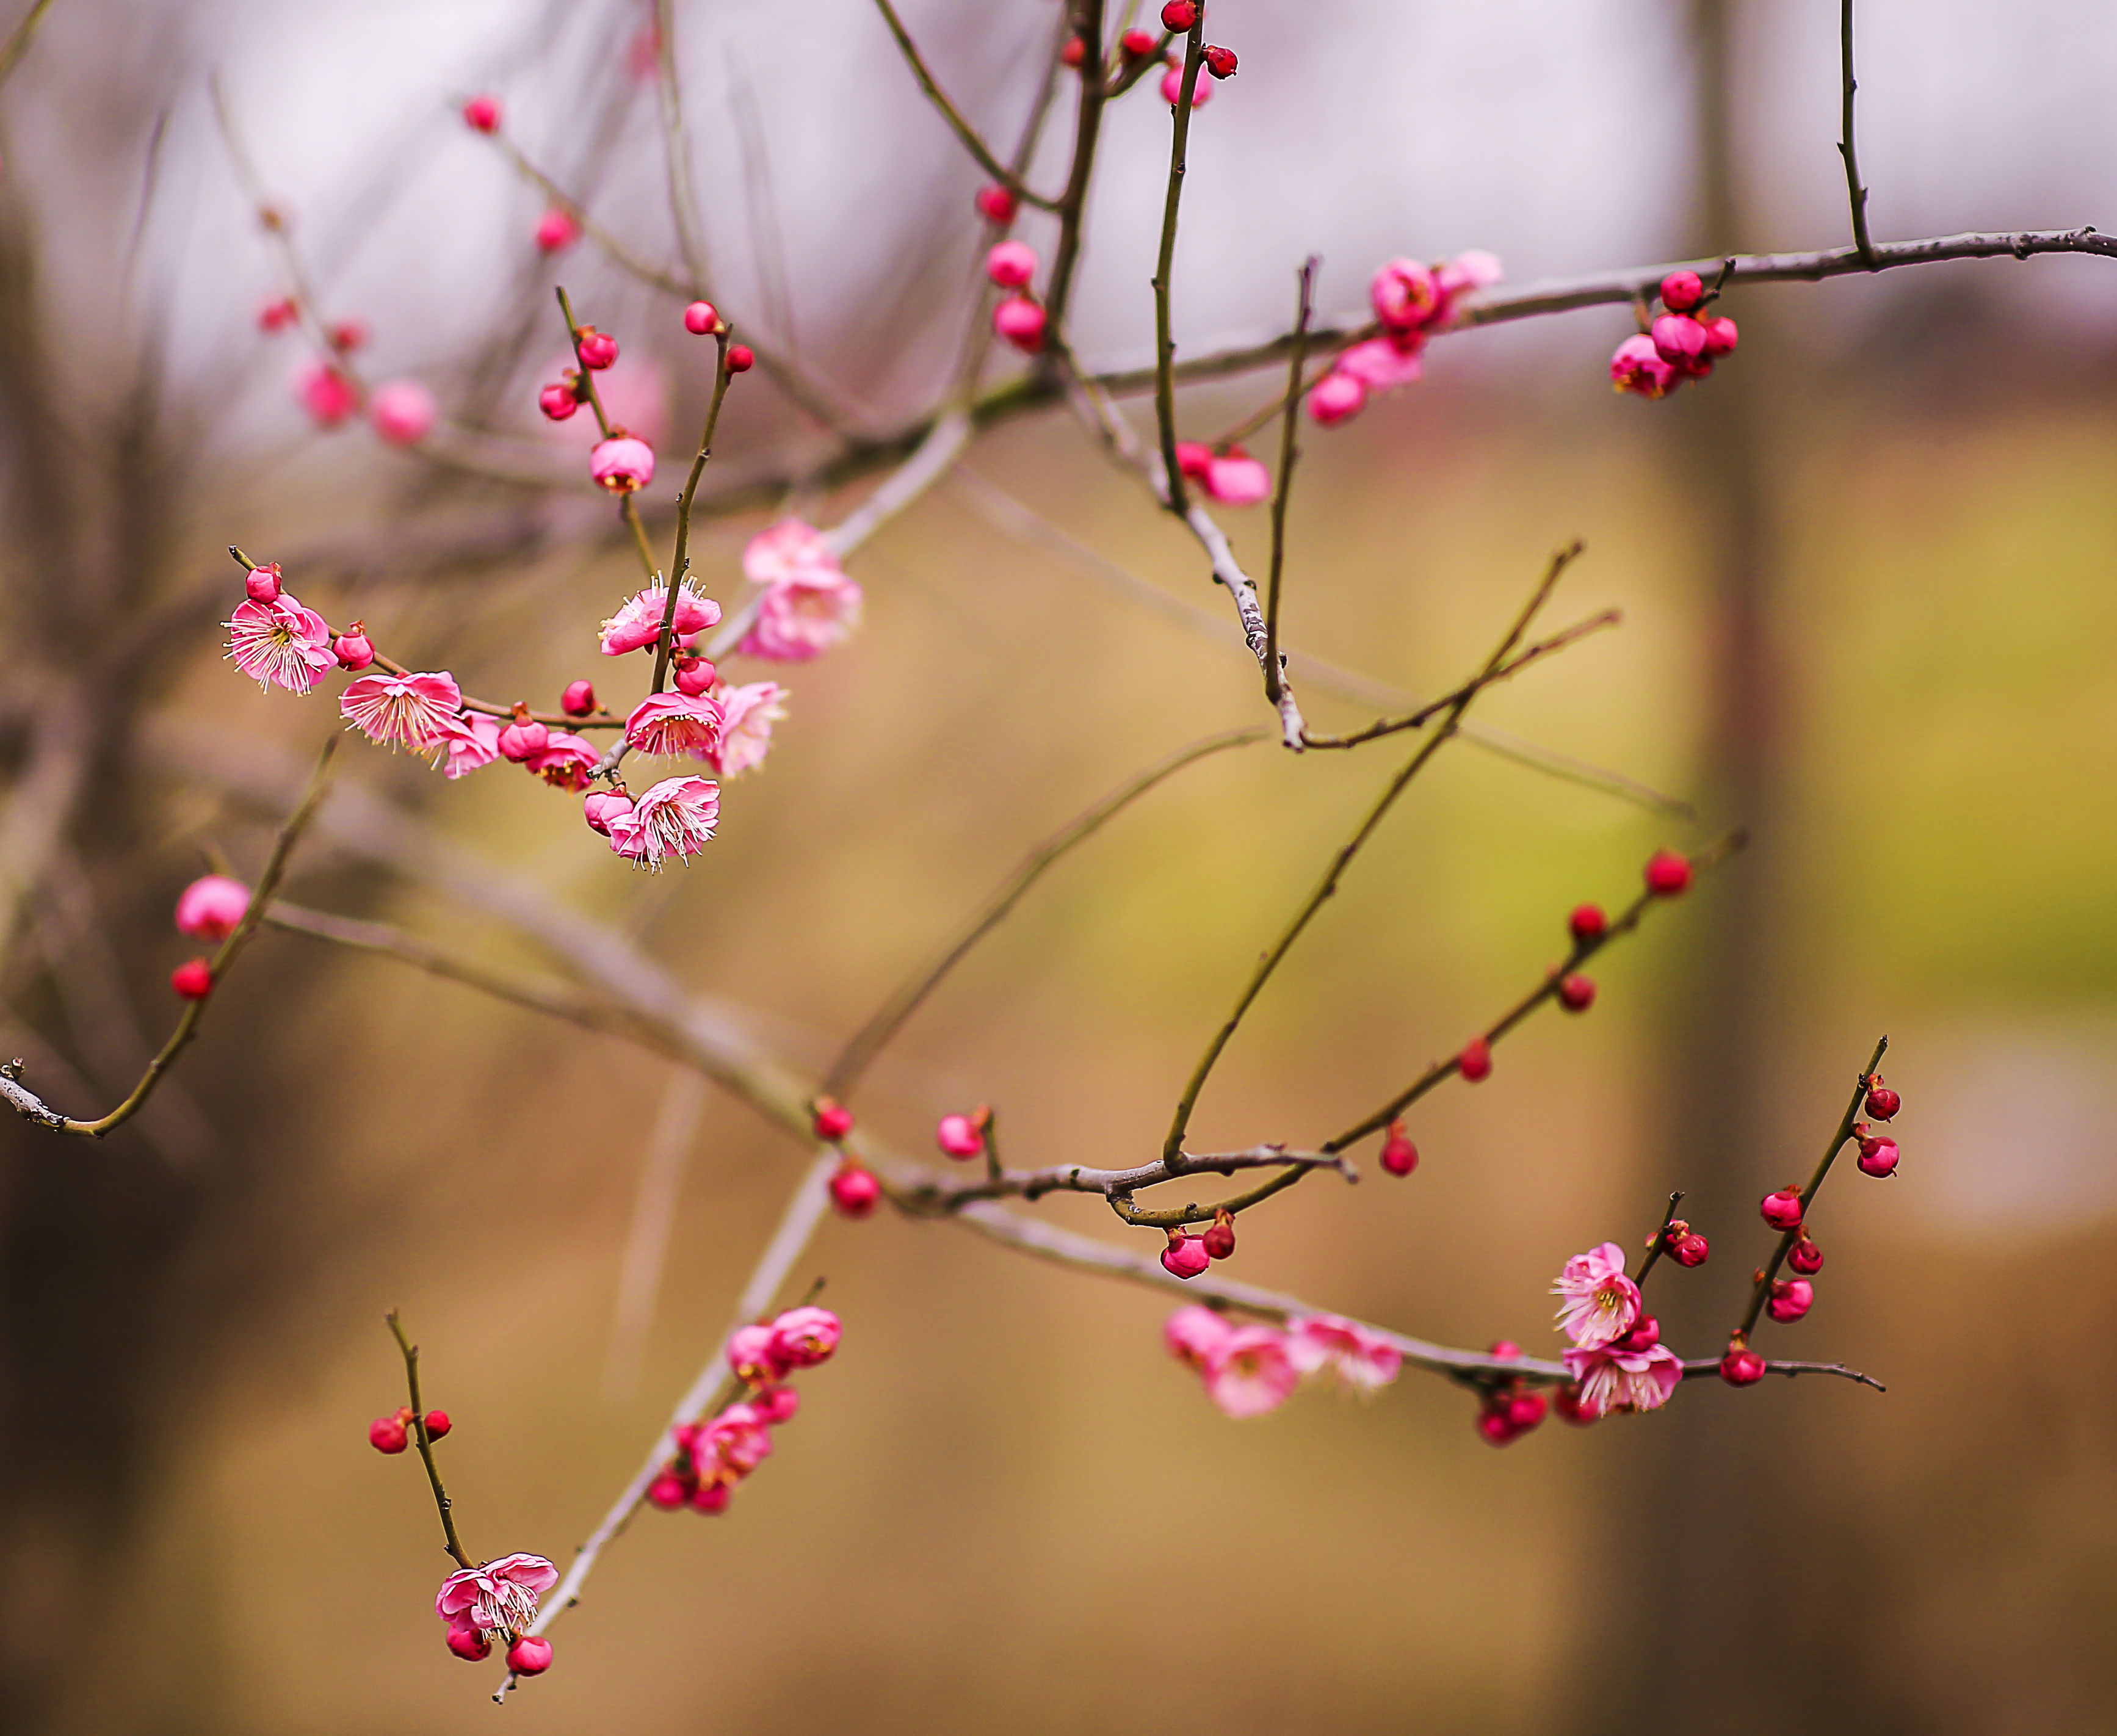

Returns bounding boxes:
[1203,449,1270,506]
[1760,1188,1804,1232]
[1173,441,1213,480]
[726,344,755,372]
[175,875,250,941]
[1650,314,1707,365]
[1203,1218,1236,1260]
[690,1480,731,1514]
[1670,1232,1710,1268]
[985,240,1038,289]
[170,958,213,1001]
[245,561,283,603]
[295,361,361,429]
[506,1636,553,1676]
[1306,369,1366,425]
[1659,270,1705,313]
[538,382,580,421]
[1856,1135,1900,1177]
[423,1409,452,1439]
[1720,1342,1767,1386]
[683,301,719,335]
[446,1627,492,1662]
[830,1163,880,1218]
[258,296,298,333]
[590,435,654,494]
[1380,1121,1417,1177]
[992,296,1046,353]
[1060,35,1085,68]
[752,1384,800,1425]
[329,319,369,354]
[1609,333,1677,400]
[562,679,597,716]
[1787,1236,1824,1275]
[582,790,634,836]
[535,207,579,253]
[1700,315,1739,357]
[1161,0,1198,28]
[1203,43,1237,78]
[1645,850,1692,895]
[1120,28,1156,56]
[1614,1314,1660,1353]
[673,656,717,696]
[936,1113,985,1159]
[369,1416,408,1453]
[369,379,438,446]
[1458,1037,1492,1083]
[1161,1231,1211,1279]
[1489,1340,1520,1359]
[1557,974,1596,1013]
[1160,63,1210,105]
[814,1099,855,1140]
[1864,1082,1900,1121]
[1475,1405,1522,1445]
[1505,1391,1547,1431]
[975,184,1020,225]
[577,327,619,371]
[769,1304,841,1368]
[647,1472,688,1510]
[498,709,549,762]
[334,624,375,670]
[463,95,501,134]
[1568,903,1607,942]
[726,1322,790,1384]
[1767,1278,1814,1323]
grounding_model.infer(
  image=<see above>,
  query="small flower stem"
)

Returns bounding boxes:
[651,328,735,695]
[1737,1036,1889,1339]
[385,1311,472,1571]
[1634,1190,1687,1292]
[1262,259,1316,708]
[554,286,661,581]
[1160,544,1582,1165]
[1838,0,1879,269]
[870,0,1059,209]
[1040,0,1109,345]
[1149,18,1207,518]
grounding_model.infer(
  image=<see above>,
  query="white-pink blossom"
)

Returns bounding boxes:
[435,712,503,779]
[434,1552,559,1638]
[338,670,465,751]
[599,581,723,656]
[1164,1305,1234,1372]
[1551,1241,1643,1350]
[1201,1325,1298,1419]
[606,775,718,867]
[737,530,863,662]
[624,690,724,758]
[700,681,786,776]
[740,518,837,589]
[1286,1314,1403,1393]
[1562,1342,1682,1418]
[526,731,599,792]
[225,595,338,694]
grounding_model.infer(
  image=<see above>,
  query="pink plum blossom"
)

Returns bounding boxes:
[225,595,338,694]
[1551,1241,1643,1349]
[1370,250,1501,336]
[436,712,503,779]
[1203,450,1270,506]
[526,730,599,791]
[590,435,654,494]
[700,681,786,776]
[369,379,438,445]
[1561,1341,1682,1418]
[991,296,1047,352]
[1164,1305,1235,1371]
[696,1404,774,1477]
[582,789,634,836]
[605,775,719,867]
[175,875,250,941]
[1201,1325,1297,1419]
[1286,1314,1403,1392]
[1307,370,1367,425]
[295,360,361,428]
[339,670,465,752]
[1161,1232,1210,1279]
[600,580,723,656]
[435,1552,559,1639]
[1336,335,1427,393]
[737,536,863,661]
[726,1322,790,1384]
[624,690,725,758]
[1610,335,1677,399]
[768,1304,841,1368]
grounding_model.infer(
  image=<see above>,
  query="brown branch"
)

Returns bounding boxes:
[1262,259,1316,709]
[385,1311,472,1569]
[870,0,1060,209]
[1149,16,1206,516]
[1040,0,1109,343]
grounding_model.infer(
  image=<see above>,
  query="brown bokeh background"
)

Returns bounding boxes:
[3,1,2115,1731]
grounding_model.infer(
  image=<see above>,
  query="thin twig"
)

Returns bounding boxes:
[1149,16,1207,516]
[651,325,735,694]
[870,0,1059,209]
[1838,0,1878,269]
[1040,0,1109,342]
[385,1311,472,1569]
[554,286,660,579]
[1262,259,1317,709]
[651,0,712,291]
[1634,1190,1687,1292]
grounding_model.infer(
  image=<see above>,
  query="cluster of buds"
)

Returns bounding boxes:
[255,287,436,444]
[811,1098,882,1218]
[1156,41,1237,106]
[645,1307,842,1517]
[1474,1342,1551,1444]
[1162,1206,1239,1278]
[367,1403,452,1455]
[1610,270,1740,400]
[1309,251,1504,427]
[1651,1215,1711,1270]
[1166,1307,1400,1418]
[985,240,1047,353]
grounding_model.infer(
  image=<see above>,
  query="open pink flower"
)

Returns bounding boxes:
[369,379,438,446]
[769,1304,841,1369]
[1610,334,1677,399]
[434,1552,558,1638]
[624,690,724,758]
[1369,250,1500,336]
[606,775,718,867]
[740,566,863,662]
[175,875,250,940]
[700,681,786,776]
[1165,1305,1235,1372]
[1201,1326,1298,1419]
[1336,335,1427,393]
[339,670,465,751]
[225,594,337,694]
[1286,1314,1403,1393]
[740,518,836,588]
[1561,1341,1682,1418]
[1551,1242,1642,1349]
[590,435,654,494]
[599,581,722,656]
[697,1403,774,1478]
[525,730,599,791]
[436,712,503,779]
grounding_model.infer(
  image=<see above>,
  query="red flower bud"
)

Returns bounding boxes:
[646,1472,689,1510]
[1557,974,1596,1013]
[1202,43,1237,78]
[576,327,618,371]
[1120,28,1156,56]
[1553,1384,1597,1425]
[1458,1037,1492,1082]
[1856,1136,1899,1177]
[814,1098,855,1141]
[1202,1217,1236,1260]
[1505,1391,1547,1432]
[1700,315,1739,357]
[538,382,579,421]
[333,626,374,671]
[828,1163,880,1219]
[1670,1232,1710,1268]
[1787,1236,1824,1275]
[462,95,501,135]
[446,1627,492,1662]
[725,344,755,373]
[1659,270,1705,313]
[1614,1314,1660,1353]
[1719,1342,1768,1386]
[1760,1188,1804,1232]
[1864,1082,1901,1121]
[1380,1120,1417,1177]
[245,560,283,603]
[368,1416,408,1453]
[1767,1278,1814,1324]
[673,656,717,698]
[974,184,1019,225]
[690,1480,731,1514]
[1568,902,1607,942]
[1161,1231,1210,1279]
[1060,35,1085,67]
[683,301,719,336]
[1161,0,1198,29]
[506,1636,553,1676]
[1488,1340,1520,1360]
[422,1409,452,1439]
[170,958,213,1000]
[561,679,596,717]
[1645,849,1692,895]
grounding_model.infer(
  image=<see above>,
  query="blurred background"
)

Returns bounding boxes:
[2,0,2115,1731]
